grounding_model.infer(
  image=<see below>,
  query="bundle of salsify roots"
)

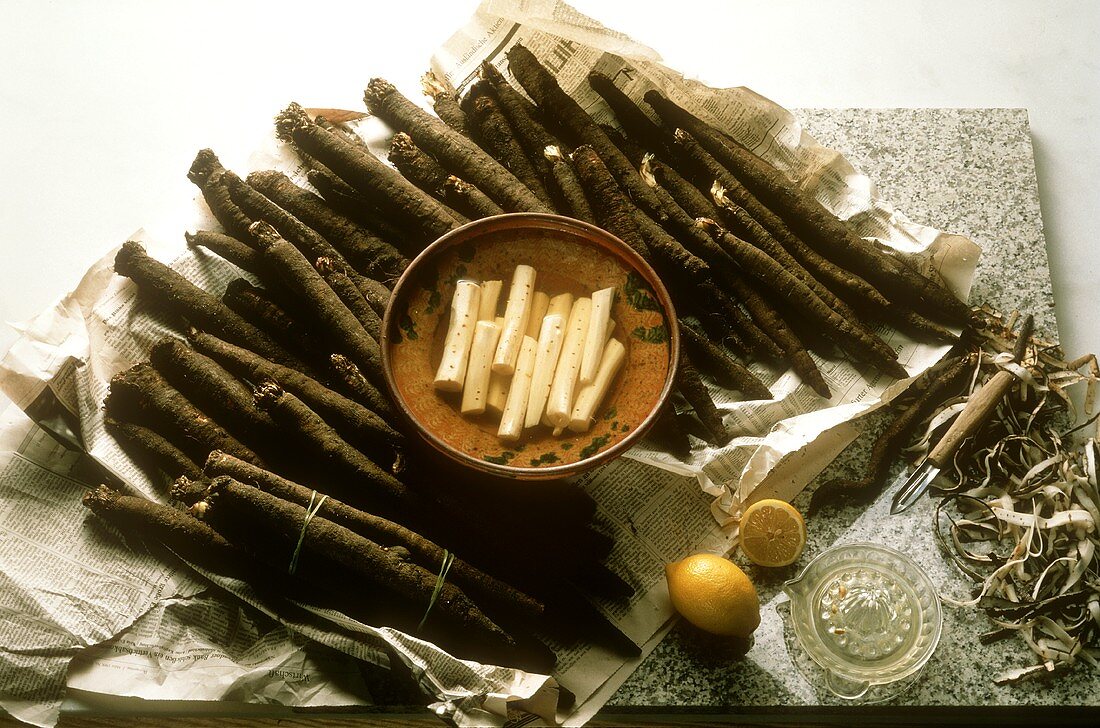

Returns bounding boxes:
[85,43,971,678]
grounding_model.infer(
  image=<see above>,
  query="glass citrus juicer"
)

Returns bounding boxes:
[782,543,943,701]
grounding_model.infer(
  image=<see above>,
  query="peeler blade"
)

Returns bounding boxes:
[889,459,941,515]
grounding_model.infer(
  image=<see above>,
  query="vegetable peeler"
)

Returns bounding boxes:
[889,314,1034,514]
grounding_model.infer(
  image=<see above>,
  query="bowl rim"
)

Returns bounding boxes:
[380,212,680,480]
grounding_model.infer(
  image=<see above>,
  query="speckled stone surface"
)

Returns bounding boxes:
[789,108,1057,340]
[603,109,1090,711]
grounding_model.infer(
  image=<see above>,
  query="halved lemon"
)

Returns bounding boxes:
[739,498,806,567]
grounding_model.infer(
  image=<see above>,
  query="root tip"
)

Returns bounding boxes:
[364,78,397,110]
[274,102,312,141]
[252,379,284,409]
[82,484,118,511]
[314,256,340,275]
[114,240,147,274]
[420,71,447,98]
[247,220,280,250]
[389,131,415,156]
[187,149,223,184]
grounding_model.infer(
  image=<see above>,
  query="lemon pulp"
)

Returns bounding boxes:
[739,498,806,567]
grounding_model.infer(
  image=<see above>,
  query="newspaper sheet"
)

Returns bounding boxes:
[0,406,370,727]
[0,1,982,726]
[64,591,371,708]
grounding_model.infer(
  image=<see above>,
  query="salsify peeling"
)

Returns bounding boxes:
[924,307,1099,684]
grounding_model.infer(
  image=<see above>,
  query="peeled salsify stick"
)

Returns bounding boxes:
[485,316,510,415]
[546,297,592,428]
[477,280,503,322]
[486,375,510,416]
[525,314,565,429]
[462,320,501,415]
[498,336,538,441]
[569,338,626,432]
[524,291,550,339]
[579,287,615,385]
[546,292,573,321]
[492,265,536,375]
[434,281,481,392]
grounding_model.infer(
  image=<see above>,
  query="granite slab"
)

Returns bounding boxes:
[604,108,1091,714]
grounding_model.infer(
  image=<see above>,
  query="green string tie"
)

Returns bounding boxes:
[418,550,455,631]
[288,490,327,576]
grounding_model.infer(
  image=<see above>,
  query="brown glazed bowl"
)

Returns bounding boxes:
[381,213,679,480]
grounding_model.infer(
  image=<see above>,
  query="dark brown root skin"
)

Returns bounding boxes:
[105,417,202,481]
[221,169,381,299]
[443,176,505,219]
[275,102,461,240]
[467,90,553,207]
[389,132,449,197]
[186,150,254,241]
[185,230,265,278]
[249,221,384,388]
[630,201,711,284]
[326,353,396,421]
[479,61,559,155]
[570,146,651,260]
[82,484,248,579]
[699,220,906,380]
[572,145,757,361]
[171,475,212,506]
[640,175,778,360]
[479,61,563,200]
[203,451,544,623]
[201,476,525,667]
[187,329,400,447]
[315,257,383,341]
[677,130,886,350]
[689,229,829,396]
[246,169,409,283]
[422,72,471,137]
[649,156,720,220]
[107,362,264,467]
[646,90,971,323]
[545,146,594,223]
[587,71,672,159]
[148,338,277,452]
[505,44,665,222]
[114,241,305,372]
[810,354,973,512]
[676,356,731,445]
[221,279,327,368]
[304,168,419,252]
[679,322,772,400]
[679,283,753,359]
[251,380,405,510]
[365,78,550,214]
[709,179,888,351]
[354,276,391,319]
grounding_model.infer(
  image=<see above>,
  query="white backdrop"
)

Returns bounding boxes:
[1,0,1096,380]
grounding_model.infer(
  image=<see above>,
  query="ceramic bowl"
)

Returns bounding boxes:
[380,213,679,480]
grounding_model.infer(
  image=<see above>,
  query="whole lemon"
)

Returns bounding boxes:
[665,553,760,637]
